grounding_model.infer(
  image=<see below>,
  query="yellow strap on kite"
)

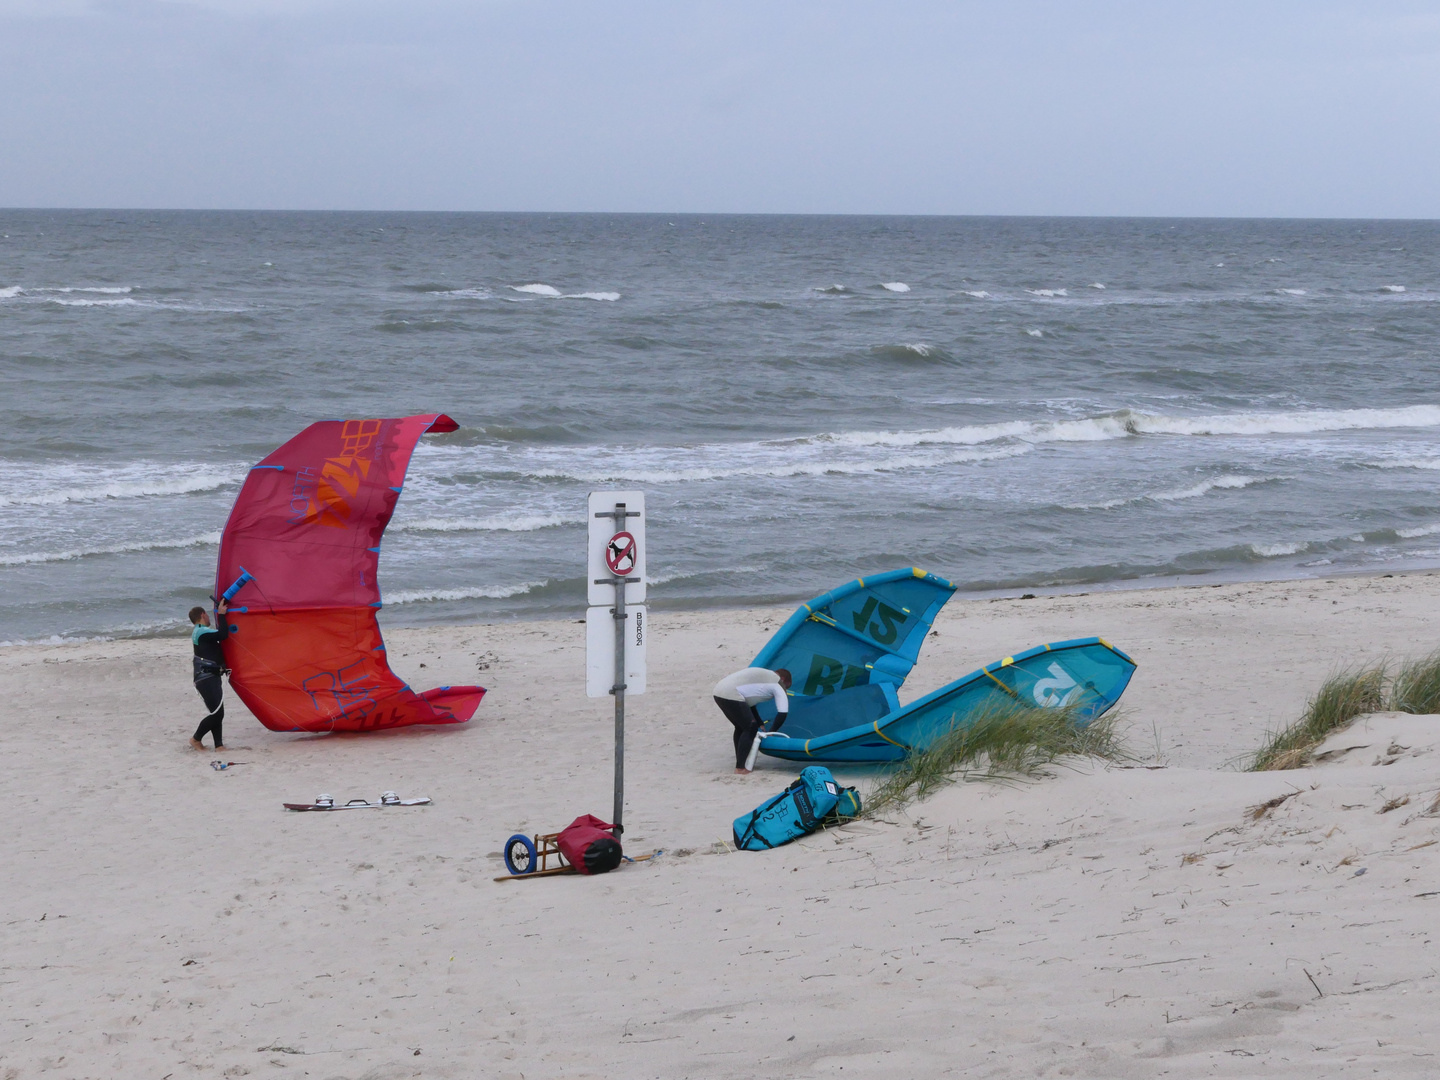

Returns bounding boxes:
[871,721,909,749]
[983,666,1020,698]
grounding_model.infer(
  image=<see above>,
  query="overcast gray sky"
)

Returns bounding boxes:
[2,1,1438,216]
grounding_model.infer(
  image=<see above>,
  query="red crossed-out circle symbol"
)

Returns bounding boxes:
[605,531,638,576]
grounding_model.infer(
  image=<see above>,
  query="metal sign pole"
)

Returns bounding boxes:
[610,502,627,836]
[593,500,641,837]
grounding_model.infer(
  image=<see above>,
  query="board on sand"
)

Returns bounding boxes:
[284,794,431,812]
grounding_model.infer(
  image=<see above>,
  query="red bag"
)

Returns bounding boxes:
[556,814,623,875]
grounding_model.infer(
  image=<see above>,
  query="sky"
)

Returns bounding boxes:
[1,1,1438,216]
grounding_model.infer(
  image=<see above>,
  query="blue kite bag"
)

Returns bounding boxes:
[733,766,842,851]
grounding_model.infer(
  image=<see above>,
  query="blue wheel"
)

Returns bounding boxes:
[504,834,538,875]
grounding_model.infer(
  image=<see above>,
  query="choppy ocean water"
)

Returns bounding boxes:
[2,211,1438,644]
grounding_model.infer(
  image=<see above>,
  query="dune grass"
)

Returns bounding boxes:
[1249,664,1387,771]
[863,700,1126,817]
[1389,649,1440,715]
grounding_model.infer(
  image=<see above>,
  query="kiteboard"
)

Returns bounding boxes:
[284,793,431,811]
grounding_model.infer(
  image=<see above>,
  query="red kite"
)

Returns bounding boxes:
[215,414,485,733]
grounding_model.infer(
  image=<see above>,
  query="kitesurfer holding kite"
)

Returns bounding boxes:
[713,666,792,774]
[188,598,231,750]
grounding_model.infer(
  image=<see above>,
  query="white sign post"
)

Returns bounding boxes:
[586,490,646,836]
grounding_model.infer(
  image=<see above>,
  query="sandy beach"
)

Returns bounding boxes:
[5,570,1440,1079]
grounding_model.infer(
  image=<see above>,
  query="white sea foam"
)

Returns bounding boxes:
[0,468,241,508]
[1377,457,1440,471]
[1026,329,1044,337]
[1025,288,1068,297]
[0,532,220,567]
[1064,474,1274,510]
[1381,285,1406,293]
[897,343,933,357]
[408,404,1440,491]
[1128,404,1440,437]
[384,581,547,605]
[810,405,1440,452]
[390,512,583,534]
[1150,474,1269,502]
[647,564,763,586]
[1396,523,1440,539]
[52,286,133,294]
[0,285,20,299]
[507,283,619,301]
[1251,541,1308,557]
[436,288,492,300]
[1275,288,1307,296]
[816,284,847,293]
[880,282,910,292]
[1088,283,1106,290]
[507,445,1022,486]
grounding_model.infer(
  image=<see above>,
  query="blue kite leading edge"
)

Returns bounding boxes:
[748,568,1137,763]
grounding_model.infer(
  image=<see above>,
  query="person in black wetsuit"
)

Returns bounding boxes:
[188,598,230,750]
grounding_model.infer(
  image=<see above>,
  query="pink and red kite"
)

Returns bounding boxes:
[214,414,485,733]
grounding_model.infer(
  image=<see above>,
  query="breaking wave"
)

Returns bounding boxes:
[1127,404,1440,437]
[494,445,1022,485]
[1376,457,1440,471]
[1065,474,1276,510]
[880,282,910,292]
[1250,541,1308,557]
[1396,523,1440,539]
[869,343,952,363]
[1026,288,1068,298]
[0,532,220,567]
[435,288,492,300]
[384,581,547,605]
[1151,474,1272,502]
[1381,285,1406,293]
[390,512,583,534]
[0,470,240,507]
[509,283,620,301]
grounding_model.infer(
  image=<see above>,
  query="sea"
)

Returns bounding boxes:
[2,211,1439,644]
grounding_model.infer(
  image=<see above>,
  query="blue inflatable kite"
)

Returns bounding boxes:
[749,568,1136,763]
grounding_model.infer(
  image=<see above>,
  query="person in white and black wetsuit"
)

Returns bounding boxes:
[188,598,231,750]
[713,666,792,774]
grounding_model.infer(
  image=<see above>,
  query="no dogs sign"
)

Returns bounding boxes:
[586,490,645,606]
[605,531,637,576]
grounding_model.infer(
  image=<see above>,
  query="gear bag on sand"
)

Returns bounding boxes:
[733,766,842,851]
[556,814,624,874]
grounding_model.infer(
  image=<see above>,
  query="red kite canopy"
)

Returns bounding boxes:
[214,414,485,733]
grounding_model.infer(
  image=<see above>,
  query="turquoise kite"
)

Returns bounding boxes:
[749,568,1136,763]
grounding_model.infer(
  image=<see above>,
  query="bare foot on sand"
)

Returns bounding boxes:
[213,745,226,752]
[189,738,205,750]
[734,768,751,775]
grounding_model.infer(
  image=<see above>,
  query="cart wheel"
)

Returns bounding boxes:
[504,834,538,875]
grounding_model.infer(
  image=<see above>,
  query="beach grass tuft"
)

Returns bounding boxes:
[1249,664,1387,771]
[1388,649,1440,715]
[863,700,1125,816]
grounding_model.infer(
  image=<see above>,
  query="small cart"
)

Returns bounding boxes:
[500,831,574,879]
